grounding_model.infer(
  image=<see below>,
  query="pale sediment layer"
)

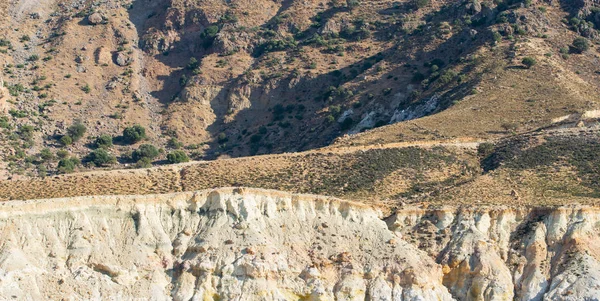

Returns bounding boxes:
[0,188,598,300]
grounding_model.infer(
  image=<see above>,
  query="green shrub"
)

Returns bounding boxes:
[200,25,219,48]
[347,0,360,8]
[0,116,9,129]
[414,0,430,9]
[57,157,80,174]
[86,149,117,167]
[217,133,228,143]
[439,70,458,84]
[132,144,159,161]
[37,165,47,177]
[187,57,199,70]
[67,122,87,142]
[521,57,537,69]
[39,148,54,162]
[477,142,495,158]
[168,137,184,149]
[329,105,342,116]
[8,84,24,96]
[81,84,91,93]
[56,149,69,159]
[94,134,113,148]
[254,37,297,57]
[18,125,34,141]
[123,125,146,144]
[572,37,590,53]
[167,150,189,164]
[59,135,73,146]
[325,115,335,123]
[135,157,153,168]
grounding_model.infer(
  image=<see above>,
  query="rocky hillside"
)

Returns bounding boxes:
[0,0,599,178]
[2,1,600,299]
[0,187,599,300]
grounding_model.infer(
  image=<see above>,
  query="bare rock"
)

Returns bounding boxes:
[320,19,341,35]
[114,52,131,66]
[94,47,111,65]
[88,13,104,25]
[465,1,482,14]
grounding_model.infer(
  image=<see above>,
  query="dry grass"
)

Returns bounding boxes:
[0,144,477,209]
[335,37,600,148]
[422,128,600,207]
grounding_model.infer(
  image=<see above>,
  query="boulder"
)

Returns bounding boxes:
[88,13,103,25]
[465,0,482,14]
[115,52,131,66]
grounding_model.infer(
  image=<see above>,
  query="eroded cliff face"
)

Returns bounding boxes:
[0,188,598,300]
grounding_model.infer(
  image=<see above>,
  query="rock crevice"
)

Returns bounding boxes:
[0,188,598,300]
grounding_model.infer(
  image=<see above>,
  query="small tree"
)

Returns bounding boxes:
[57,157,80,174]
[167,150,189,164]
[59,135,73,146]
[67,122,87,142]
[56,149,69,159]
[39,148,54,162]
[132,144,159,162]
[123,125,146,144]
[477,142,495,158]
[86,149,116,166]
[521,57,537,69]
[94,134,113,149]
[135,157,153,168]
[414,0,429,9]
[187,57,199,70]
[572,37,590,53]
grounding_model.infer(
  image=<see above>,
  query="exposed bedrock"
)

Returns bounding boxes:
[0,188,598,300]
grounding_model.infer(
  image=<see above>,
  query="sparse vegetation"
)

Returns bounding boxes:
[57,157,80,174]
[123,125,146,144]
[86,149,117,167]
[81,84,91,94]
[132,144,159,162]
[94,134,113,149]
[522,57,537,69]
[66,122,87,142]
[572,37,589,54]
[414,0,429,9]
[59,135,73,146]
[167,150,189,164]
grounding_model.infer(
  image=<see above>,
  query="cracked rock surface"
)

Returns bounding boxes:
[0,188,599,300]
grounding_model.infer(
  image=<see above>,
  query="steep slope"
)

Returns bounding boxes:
[1,0,599,178]
[1,188,600,300]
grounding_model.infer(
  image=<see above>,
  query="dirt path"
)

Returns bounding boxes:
[0,138,482,201]
[316,138,481,155]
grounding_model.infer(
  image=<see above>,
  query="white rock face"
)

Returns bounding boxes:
[390,207,600,301]
[1,189,599,300]
[0,188,453,300]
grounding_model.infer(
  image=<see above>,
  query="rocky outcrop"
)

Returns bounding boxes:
[1,188,599,300]
[389,206,600,301]
[88,12,104,25]
[0,188,452,300]
[114,52,132,66]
